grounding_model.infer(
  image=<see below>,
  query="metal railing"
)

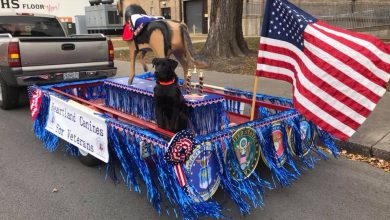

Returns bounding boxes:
[243,1,390,30]
[318,7,390,29]
[243,2,264,17]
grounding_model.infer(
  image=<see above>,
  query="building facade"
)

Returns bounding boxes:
[130,0,390,36]
[134,0,264,36]
[134,0,209,34]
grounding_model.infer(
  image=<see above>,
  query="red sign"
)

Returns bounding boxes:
[30,89,43,121]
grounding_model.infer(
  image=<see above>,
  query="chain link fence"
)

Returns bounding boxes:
[242,1,390,37]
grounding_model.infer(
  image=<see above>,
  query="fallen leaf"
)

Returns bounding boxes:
[341,150,390,173]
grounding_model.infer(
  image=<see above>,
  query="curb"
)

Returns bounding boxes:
[336,140,390,161]
[336,140,371,157]
[372,147,390,162]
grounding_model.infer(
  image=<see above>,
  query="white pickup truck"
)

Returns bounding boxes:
[0,13,117,109]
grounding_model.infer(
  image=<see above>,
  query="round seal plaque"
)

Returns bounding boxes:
[185,142,220,201]
[229,127,261,180]
[271,122,287,167]
[287,120,313,157]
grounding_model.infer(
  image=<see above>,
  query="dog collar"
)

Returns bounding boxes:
[158,78,175,86]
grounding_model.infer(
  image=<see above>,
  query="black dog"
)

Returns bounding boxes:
[153,58,188,133]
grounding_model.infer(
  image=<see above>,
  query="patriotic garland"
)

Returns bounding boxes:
[29,78,340,219]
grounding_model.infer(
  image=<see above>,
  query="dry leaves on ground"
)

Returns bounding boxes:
[341,150,390,173]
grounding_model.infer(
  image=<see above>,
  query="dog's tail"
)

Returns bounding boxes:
[180,24,209,68]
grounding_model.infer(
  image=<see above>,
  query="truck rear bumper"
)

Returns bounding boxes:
[16,68,117,86]
[2,66,117,86]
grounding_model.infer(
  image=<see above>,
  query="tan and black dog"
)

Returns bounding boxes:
[117,0,206,84]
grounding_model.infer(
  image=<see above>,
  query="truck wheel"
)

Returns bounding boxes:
[78,149,102,167]
[0,78,19,110]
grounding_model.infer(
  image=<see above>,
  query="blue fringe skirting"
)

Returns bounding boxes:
[29,78,340,219]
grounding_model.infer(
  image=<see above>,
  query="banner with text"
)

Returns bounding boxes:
[0,0,91,18]
[46,95,109,163]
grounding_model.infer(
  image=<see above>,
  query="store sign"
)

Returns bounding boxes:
[45,95,109,163]
[0,0,90,17]
[0,0,58,12]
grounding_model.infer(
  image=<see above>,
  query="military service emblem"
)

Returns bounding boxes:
[185,142,220,201]
[229,127,261,180]
[271,122,287,167]
[287,119,314,157]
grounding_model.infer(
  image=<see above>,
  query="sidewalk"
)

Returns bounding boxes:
[114,60,390,161]
[345,95,390,161]
[114,40,207,51]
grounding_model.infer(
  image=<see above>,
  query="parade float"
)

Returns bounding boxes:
[28,69,339,219]
[24,0,390,216]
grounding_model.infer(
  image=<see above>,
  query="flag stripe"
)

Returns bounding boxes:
[258,49,371,118]
[305,34,386,98]
[314,21,390,63]
[258,58,362,129]
[303,40,383,101]
[293,97,350,140]
[312,23,390,74]
[174,165,186,187]
[257,0,390,141]
[257,57,294,83]
[259,40,374,114]
[306,25,389,82]
[259,38,377,111]
[258,46,372,120]
[257,63,356,138]
[305,28,388,89]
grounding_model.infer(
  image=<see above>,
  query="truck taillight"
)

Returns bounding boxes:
[108,40,114,62]
[8,42,21,68]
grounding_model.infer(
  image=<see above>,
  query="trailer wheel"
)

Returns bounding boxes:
[0,77,19,110]
[78,149,102,167]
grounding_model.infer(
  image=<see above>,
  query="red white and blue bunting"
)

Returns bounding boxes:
[28,77,340,219]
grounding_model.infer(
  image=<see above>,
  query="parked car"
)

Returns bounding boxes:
[0,13,116,109]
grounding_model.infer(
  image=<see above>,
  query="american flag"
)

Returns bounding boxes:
[257,0,390,140]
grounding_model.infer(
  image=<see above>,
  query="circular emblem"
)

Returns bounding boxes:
[287,120,313,157]
[229,127,261,180]
[165,131,195,165]
[271,122,287,167]
[185,142,220,202]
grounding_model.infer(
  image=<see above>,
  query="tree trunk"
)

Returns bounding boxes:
[201,0,250,58]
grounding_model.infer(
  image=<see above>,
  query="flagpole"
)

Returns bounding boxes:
[250,76,259,120]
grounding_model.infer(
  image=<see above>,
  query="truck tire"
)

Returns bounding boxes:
[78,149,102,167]
[0,77,19,110]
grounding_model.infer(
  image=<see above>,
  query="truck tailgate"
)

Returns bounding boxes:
[18,37,108,67]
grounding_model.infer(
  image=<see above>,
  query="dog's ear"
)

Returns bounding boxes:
[169,59,178,71]
[152,58,159,68]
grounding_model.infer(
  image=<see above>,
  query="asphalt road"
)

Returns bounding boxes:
[0,61,389,220]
